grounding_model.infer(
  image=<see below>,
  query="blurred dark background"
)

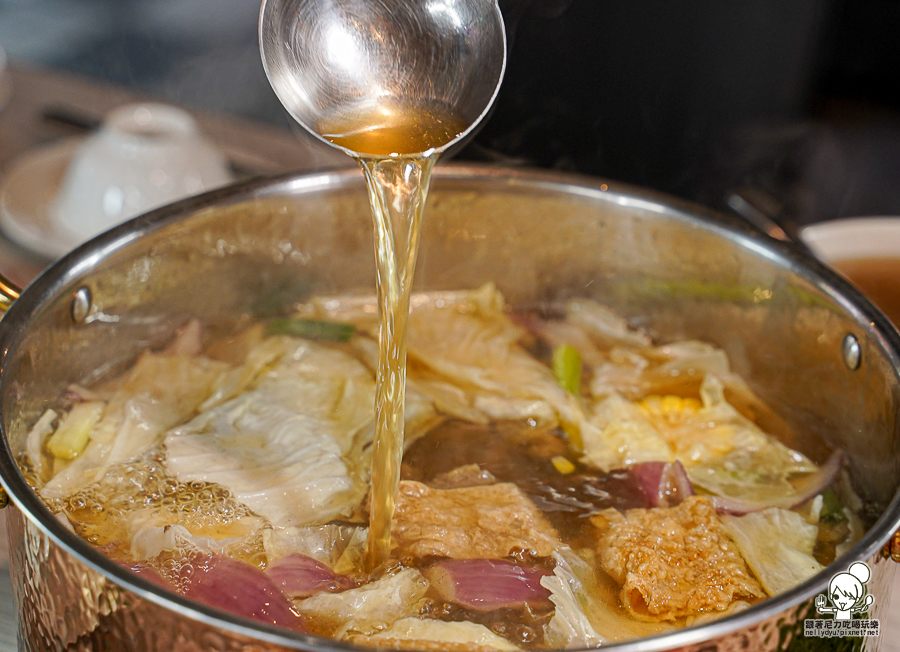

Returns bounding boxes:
[1,0,898,225]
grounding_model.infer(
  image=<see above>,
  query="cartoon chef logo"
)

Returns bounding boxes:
[815,562,875,620]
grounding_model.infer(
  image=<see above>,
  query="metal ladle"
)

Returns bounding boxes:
[259,0,507,571]
[259,0,507,157]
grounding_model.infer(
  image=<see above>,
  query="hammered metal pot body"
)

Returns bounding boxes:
[1,167,899,651]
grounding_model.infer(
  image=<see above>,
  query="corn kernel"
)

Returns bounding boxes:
[551,455,576,475]
[682,397,702,412]
[637,395,702,422]
[660,395,684,412]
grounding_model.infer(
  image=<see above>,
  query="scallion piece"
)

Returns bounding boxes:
[552,343,582,395]
[819,488,846,523]
[266,318,355,342]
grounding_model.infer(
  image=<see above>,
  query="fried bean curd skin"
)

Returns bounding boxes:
[392,480,561,559]
[596,496,765,621]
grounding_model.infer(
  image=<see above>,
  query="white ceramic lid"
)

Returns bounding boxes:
[799,217,900,262]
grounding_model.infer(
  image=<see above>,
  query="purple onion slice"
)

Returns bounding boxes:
[670,460,695,500]
[182,554,306,631]
[121,562,172,589]
[423,558,552,612]
[266,553,355,598]
[162,318,204,356]
[631,460,694,507]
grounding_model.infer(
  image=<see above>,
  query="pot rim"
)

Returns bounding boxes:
[1,164,899,651]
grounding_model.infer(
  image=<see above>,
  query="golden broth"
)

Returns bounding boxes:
[319,100,466,569]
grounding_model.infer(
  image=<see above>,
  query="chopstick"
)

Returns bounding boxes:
[42,106,101,132]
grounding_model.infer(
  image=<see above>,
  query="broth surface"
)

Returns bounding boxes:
[320,100,466,157]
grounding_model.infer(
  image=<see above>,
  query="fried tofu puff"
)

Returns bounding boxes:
[594,496,764,622]
[392,481,560,559]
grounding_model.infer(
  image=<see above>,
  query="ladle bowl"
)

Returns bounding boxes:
[259,0,507,155]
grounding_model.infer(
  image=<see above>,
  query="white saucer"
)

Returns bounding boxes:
[0,139,85,259]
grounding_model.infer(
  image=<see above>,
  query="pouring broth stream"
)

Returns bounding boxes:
[320,101,466,569]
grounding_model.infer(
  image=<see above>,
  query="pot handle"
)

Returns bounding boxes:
[885,530,900,563]
[0,271,20,507]
[0,271,21,314]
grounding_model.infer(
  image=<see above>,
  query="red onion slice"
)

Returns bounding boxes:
[64,384,103,403]
[162,319,204,357]
[266,553,355,598]
[670,460,695,500]
[711,450,844,515]
[121,562,172,590]
[631,461,666,504]
[182,554,305,631]
[631,460,694,507]
[423,559,552,612]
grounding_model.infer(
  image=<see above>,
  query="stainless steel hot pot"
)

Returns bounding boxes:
[0,166,898,652]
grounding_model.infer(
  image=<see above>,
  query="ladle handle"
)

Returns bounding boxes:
[725,187,815,257]
[0,271,20,314]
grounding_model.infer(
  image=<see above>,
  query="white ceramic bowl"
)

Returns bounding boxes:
[799,217,900,263]
[51,103,233,246]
